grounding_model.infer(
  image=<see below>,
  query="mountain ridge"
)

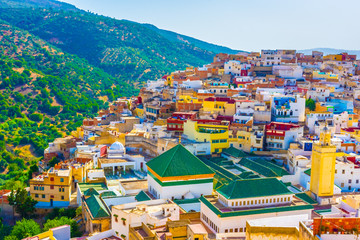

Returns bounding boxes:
[299,48,360,58]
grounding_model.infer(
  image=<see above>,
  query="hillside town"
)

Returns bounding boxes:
[7,50,360,240]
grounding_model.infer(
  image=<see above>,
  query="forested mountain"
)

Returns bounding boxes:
[0,7,214,85]
[0,0,243,85]
[0,0,240,187]
[0,21,137,186]
[0,0,77,10]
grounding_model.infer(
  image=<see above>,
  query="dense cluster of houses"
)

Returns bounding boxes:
[24,50,360,240]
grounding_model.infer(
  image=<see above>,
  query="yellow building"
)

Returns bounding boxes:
[82,194,111,233]
[234,130,252,153]
[167,74,174,87]
[312,71,338,81]
[323,54,343,61]
[88,130,125,146]
[183,120,229,153]
[30,168,72,208]
[71,127,84,139]
[26,225,71,240]
[309,127,336,201]
[201,97,235,116]
[178,95,201,104]
[133,107,145,119]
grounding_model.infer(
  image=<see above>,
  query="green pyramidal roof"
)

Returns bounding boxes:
[222,146,247,158]
[135,190,151,202]
[146,144,215,178]
[217,178,292,199]
[84,188,99,196]
[85,195,110,219]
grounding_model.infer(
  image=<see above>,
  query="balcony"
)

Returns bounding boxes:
[198,128,227,134]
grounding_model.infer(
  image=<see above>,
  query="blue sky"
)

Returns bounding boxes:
[59,0,359,52]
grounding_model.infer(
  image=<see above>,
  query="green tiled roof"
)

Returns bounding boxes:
[238,158,278,177]
[135,191,151,202]
[148,171,213,187]
[217,178,293,200]
[238,171,260,179]
[100,191,117,198]
[84,188,100,196]
[304,168,311,176]
[200,195,313,218]
[200,158,241,181]
[85,195,110,219]
[79,183,107,193]
[173,198,200,204]
[256,159,289,176]
[222,147,247,158]
[146,144,214,177]
[295,193,317,205]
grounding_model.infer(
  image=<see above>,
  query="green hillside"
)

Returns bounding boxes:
[0,7,215,85]
[0,0,77,10]
[0,20,136,186]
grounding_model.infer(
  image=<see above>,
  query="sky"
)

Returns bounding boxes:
[59,0,359,52]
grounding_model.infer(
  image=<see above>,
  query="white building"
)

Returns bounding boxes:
[271,95,306,123]
[224,60,251,76]
[146,144,215,200]
[261,50,282,66]
[306,88,331,102]
[111,199,180,240]
[272,64,303,79]
[200,178,313,238]
[306,112,334,134]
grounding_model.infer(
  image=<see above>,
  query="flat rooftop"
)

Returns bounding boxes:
[201,194,313,218]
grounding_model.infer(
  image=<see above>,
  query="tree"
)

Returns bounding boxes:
[48,156,60,168]
[306,98,316,111]
[8,188,37,219]
[7,219,41,240]
[43,217,81,237]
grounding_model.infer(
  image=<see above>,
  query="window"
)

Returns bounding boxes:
[50,177,54,181]
[335,170,337,174]
[60,178,64,182]
[35,194,39,198]
[42,194,45,198]
[349,179,352,183]
[50,185,54,190]
[225,229,228,233]
[343,170,345,174]
[59,188,62,192]
[356,180,359,184]
[61,196,64,200]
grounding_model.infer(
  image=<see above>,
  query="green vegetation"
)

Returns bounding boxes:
[5,219,41,240]
[8,188,38,219]
[43,216,81,237]
[0,21,137,186]
[0,6,215,85]
[306,98,316,111]
[0,0,78,10]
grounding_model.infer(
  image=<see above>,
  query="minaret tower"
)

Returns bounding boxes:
[310,125,336,204]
